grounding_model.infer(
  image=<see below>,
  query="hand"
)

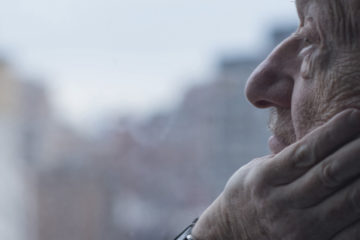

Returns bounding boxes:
[192,109,360,240]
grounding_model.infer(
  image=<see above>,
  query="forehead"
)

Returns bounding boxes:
[295,0,322,26]
[295,0,310,19]
[295,0,360,40]
[296,0,360,19]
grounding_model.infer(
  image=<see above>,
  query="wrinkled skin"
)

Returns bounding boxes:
[192,0,360,239]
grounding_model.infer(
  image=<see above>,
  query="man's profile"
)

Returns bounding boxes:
[176,0,360,239]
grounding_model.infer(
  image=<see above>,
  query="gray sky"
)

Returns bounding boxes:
[0,0,297,130]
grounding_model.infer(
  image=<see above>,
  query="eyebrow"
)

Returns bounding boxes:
[295,0,306,25]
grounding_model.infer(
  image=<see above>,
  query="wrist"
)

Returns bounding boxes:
[192,193,233,240]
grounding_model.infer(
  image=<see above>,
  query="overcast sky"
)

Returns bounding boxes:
[0,0,297,130]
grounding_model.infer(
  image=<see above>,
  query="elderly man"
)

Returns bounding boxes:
[175,0,360,239]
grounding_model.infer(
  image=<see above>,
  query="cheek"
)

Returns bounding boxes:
[320,70,360,119]
[291,48,333,139]
[291,78,320,139]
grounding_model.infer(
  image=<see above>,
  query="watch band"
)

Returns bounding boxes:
[174,218,199,240]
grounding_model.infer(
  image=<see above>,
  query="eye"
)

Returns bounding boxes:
[299,38,314,57]
[303,37,312,45]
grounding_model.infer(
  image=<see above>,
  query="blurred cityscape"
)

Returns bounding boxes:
[1,26,292,240]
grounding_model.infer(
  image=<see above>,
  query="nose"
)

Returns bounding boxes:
[245,37,299,109]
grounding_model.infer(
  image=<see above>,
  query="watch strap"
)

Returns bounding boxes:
[174,218,198,240]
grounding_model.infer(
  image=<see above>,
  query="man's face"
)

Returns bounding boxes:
[245,0,360,154]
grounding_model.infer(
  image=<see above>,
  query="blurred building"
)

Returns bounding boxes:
[0,61,27,240]
[0,25,295,240]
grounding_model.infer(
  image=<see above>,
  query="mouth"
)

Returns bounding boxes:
[268,135,287,154]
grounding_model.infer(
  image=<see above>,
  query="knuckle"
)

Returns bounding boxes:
[333,221,360,240]
[224,160,265,197]
[292,141,315,169]
[319,162,339,189]
[244,162,272,198]
[293,142,307,161]
[245,158,267,185]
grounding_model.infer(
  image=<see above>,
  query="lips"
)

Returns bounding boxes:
[268,135,287,154]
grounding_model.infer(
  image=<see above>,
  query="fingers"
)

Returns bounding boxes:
[312,178,360,238]
[331,220,360,240]
[262,108,360,186]
[283,136,360,208]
